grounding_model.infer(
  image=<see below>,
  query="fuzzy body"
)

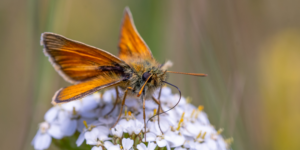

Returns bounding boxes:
[119,59,167,98]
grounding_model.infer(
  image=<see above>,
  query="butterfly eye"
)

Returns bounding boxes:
[142,72,151,81]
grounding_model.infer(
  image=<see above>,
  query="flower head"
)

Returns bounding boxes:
[32,87,229,150]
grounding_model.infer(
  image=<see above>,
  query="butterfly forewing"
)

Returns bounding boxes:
[118,7,153,61]
[42,32,130,84]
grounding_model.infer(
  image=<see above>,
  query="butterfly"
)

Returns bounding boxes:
[41,7,207,130]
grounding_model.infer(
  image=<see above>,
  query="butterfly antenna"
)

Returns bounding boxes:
[147,81,181,125]
[167,71,207,77]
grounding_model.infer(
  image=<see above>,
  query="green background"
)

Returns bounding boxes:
[1,0,300,150]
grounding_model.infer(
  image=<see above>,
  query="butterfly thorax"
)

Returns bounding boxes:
[120,59,167,98]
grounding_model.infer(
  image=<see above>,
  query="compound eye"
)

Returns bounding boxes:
[142,72,151,81]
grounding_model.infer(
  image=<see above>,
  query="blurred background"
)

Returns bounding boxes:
[1,0,300,150]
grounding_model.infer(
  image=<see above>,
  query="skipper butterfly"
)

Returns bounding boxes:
[41,7,206,131]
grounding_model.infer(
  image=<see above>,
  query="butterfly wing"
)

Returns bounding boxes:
[52,73,124,104]
[118,7,153,61]
[42,32,130,84]
[41,32,131,104]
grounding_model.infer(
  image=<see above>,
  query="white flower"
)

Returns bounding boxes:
[92,146,103,150]
[58,111,77,136]
[122,138,134,150]
[58,99,98,135]
[185,141,210,150]
[174,147,187,150]
[44,106,60,123]
[84,126,111,146]
[76,121,100,146]
[120,119,143,135]
[145,129,185,149]
[33,86,229,150]
[111,125,123,138]
[137,142,157,150]
[31,122,63,150]
[104,141,121,150]
[32,130,51,150]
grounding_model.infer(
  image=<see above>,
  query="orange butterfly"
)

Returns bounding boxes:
[41,7,206,130]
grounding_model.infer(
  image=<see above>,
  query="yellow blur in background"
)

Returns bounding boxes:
[0,0,300,150]
[261,29,300,150]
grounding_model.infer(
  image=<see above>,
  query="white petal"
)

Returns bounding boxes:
[104,141,114,149]
[136,143,147,150]
[102,89,116,103]
[144,132,156,142]
[206,139,217,150]
[100,104,119,117]
[197,112,210,125]
[76,131,85,147]
[122,138,133,150]
[61,100,81,112]
[44,107,59,123]
[85,128,99,145]
[125,97,139,107]
[31,130,41,146]
[107,145,121,150]
[118,119,130,129]
[174,147,186,150]
[60,119,77,136]
[148,142,157,150]
[48,124,64,139]
[33,133,51,150]
[98,134,111,142]
[81,95,99,111]
[98,117,115,126]
[165,132,185,147]
[111,125,123,138]
[217,137,227,150]
[80,109,97,118]
[145,100,157,110]
[94,126,110,137]
[92,146,103,150]
[156,138,167,147]
[58,110,69,123]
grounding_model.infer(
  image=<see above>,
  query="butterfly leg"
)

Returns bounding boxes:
[111,87,132,128]
[152,96,164,113]
[142,92,147,142]
[152,96,163,135]
[105,87,119,116]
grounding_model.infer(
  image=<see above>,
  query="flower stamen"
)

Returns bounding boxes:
[176,112,185,130]
[196,131,202,139]
[190,109,195,118]
[225,137,234,147]
[83,120,88,129]
[217,128,224,135]
[153,108,157,115]
[201,132,207,139]
[72,107,77,115]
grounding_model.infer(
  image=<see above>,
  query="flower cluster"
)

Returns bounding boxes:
[32,87,230,150]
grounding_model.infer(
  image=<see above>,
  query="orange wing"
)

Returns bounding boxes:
[41,33,131,104]
[52,73,124,104]
[118,7,153,61]
[42,32,130,84]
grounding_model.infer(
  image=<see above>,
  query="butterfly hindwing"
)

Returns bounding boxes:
[118,7,153,61]
[52,73,125,104]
